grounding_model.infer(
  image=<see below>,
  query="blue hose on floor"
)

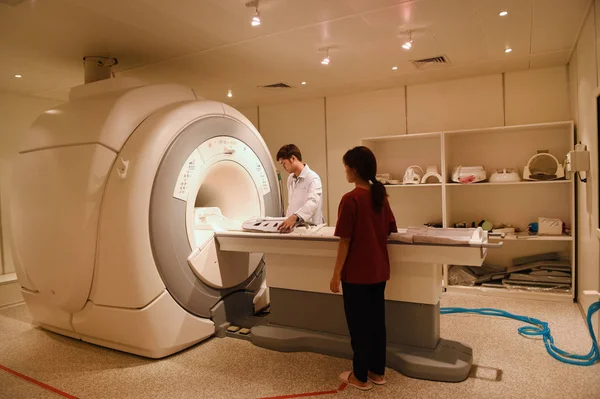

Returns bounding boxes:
[440,301,600,366]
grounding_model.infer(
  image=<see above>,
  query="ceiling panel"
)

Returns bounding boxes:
[531,0,591,53]
[360,2,442,68]
[0,0,201,71]
[413,0,488,64]
[0,0,589,106]
[529,49,571,69]
[474,0,532,59]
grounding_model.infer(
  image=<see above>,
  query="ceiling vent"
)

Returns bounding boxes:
[0,0,29,5]
[410,55,451,69]
[259,82,293,89]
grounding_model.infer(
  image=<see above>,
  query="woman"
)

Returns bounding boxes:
[330,146,397,391]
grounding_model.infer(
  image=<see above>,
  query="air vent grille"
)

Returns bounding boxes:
[410,55,451,69]
[259,82,292,89]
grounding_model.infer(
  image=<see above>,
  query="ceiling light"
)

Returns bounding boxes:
[499,11,508,17]
[14,74,22,78]
[247,0,261,27]
[227,89,233,98]
[321,48,330,65]
[505,48,512,53]
[402,31,413,50]
[392,66,398,71]
[301,81,307,85]
[251,11,261,26]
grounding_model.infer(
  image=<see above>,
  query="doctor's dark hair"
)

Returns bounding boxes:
[343,146,387,212]
[276,144,303,162]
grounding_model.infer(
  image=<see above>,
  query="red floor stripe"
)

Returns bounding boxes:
[257,383,347,399]
[0,364,79,399]
[257,390,338,399]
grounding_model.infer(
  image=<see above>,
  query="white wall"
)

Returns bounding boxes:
[568,0,600,334]
[258,99,328,221]
[257,67,570,225]
[505,67,571,125]
[326,88,406,221]
[0,92,61,275]
[237,106,259,129]
[407,74,503,133]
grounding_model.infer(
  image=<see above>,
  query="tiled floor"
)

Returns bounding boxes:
[1,293,599,399]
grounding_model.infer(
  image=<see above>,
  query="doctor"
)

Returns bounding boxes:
[276,144,325,233]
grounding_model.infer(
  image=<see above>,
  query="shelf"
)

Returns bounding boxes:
[444,285,573,302]
[366,120,575,303]
[446,180,572,187]
[443,121,573,136]
[490,234,573,242]
[385,183,442,188]
[363,132,442,142]
[0,272,17,285]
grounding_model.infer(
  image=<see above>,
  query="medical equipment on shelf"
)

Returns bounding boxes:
[523,151,565,181]
[421,165,443,184]
[537,217,564,236]
[375,173,400,185]
[451,166,487,184]
[489,168,521,183]
[403,165,423,184]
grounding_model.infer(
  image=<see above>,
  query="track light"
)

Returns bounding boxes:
[321,47,332,65]
[227,89,233,98]
[321,48,330,65]
[499,11,508,17]
[247,1,261,27]
[402,31,413,50]
[505,48,512,53]
[15,74,22,78]
[251,10,260,26]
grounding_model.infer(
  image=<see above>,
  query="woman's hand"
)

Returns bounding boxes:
[330,273,341,293]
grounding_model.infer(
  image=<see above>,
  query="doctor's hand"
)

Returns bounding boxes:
[330,273,341,293]
[278,215,298,233]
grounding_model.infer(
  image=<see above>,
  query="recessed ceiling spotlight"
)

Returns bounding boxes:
[499,11,508,17]
[392,66,398,71]
[227,89,233,98]
[505,48,512,53]
[402,31,413,50]
[15,74,22,78]
[301,81,307,85]
[247,0,261,27]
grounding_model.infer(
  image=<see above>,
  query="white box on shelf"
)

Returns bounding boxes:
[538,217,563,236]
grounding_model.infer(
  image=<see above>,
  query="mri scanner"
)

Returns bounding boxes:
[10,77,500,382]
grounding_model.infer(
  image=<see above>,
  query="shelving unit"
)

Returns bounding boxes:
[362,121,576,302]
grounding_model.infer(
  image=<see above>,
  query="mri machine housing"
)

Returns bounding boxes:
[10,78,281,358]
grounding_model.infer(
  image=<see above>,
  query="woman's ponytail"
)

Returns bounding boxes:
[370,177,387,212]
